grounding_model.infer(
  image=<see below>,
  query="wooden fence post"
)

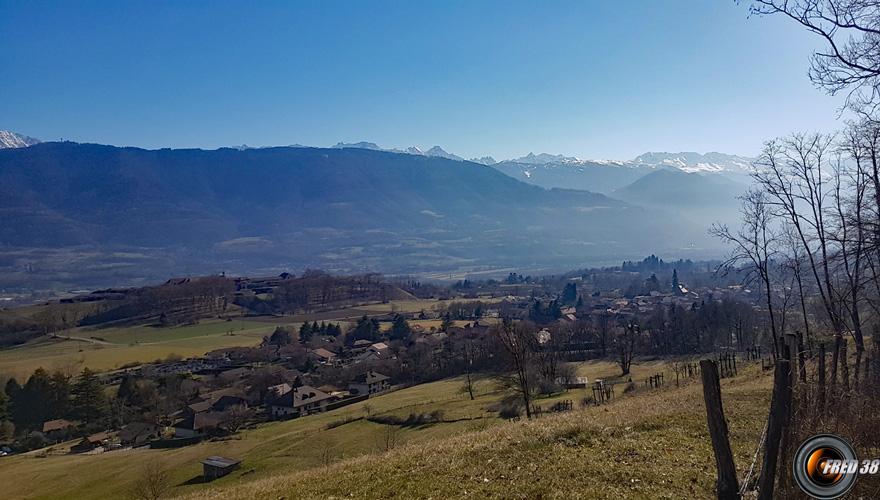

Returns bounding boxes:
[818,343,826,415]
[757,359,792,500]
[700,359,740,499]
[797,331,807,383]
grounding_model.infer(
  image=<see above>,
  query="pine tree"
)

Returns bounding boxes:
[298,322,313,343]
[389,314,411,341]
[441,313,454,332]
[71,368,110,429]
[672,269,680,293]
[12,368,53,430]
[4,378,20,399]
[561,282,578,305]
[48,371,71,419]
[0,389,7,422]
[116,375,138,403]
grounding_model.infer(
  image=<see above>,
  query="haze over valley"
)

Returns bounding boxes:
[0,132,746,297]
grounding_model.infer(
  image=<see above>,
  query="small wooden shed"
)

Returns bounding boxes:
[201,456,241,481]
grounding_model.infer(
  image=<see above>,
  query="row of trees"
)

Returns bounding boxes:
[2,368,109,439]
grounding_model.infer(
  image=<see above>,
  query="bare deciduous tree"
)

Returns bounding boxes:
[492,318,538,419]
[712,189,783,354]
[130,461,169,500]
[751,0,880,114]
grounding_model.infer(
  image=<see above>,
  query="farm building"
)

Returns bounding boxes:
[70,431,111,453]
[201,456,241,481]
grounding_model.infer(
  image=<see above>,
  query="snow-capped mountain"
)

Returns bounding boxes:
[0,130,40,149]
[510,152,582,164]
[330,141,468,162]
[423,146,463,161]
[631,151,753,174]
[333,141,383,151]
[470,156,497,165]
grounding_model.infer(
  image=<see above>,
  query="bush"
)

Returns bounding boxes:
[325,416,362,430]
[367,411,445,427]
[537,378,561,395]
[489,394,525,419]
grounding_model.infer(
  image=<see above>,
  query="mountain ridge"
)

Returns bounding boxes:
[0,141,716,291]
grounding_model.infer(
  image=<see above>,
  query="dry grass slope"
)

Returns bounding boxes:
[180,366,771,500]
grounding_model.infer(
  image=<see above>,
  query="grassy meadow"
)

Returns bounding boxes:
[0,359,773,499]
[0,320,281,379]
[0,298,497,379]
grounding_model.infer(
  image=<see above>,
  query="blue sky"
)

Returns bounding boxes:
[0,0,845,160]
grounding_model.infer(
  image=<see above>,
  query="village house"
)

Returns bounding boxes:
[309,347,338,365]
[41,419,75,441]
[119,422,163,447]
[369,342,389,353]
[173,412,228,438]
[348,370,390,396]
[268,385,334,418]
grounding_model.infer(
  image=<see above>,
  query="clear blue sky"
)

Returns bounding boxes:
[0,0,844,160]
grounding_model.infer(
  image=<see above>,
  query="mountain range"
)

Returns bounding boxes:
[0,131,749,292]
[0,131,40,149]
[0,138,727,292]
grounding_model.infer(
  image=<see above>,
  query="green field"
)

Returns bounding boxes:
[0,359,773,499]
[0,298,494,379]
[0,319,281,379]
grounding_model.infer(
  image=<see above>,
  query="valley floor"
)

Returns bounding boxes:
[0,359,772,499]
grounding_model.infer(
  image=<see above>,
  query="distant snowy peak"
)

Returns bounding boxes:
[330,141,472,162]
[512,152,581,165]
[631,152,753,174]
[470,156,497,165]
[0,130,41,149]
[333,141,382,151]
[501,150,754,175]
[423,146,464,161]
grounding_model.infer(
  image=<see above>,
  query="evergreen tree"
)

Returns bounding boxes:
[71,368,110,429]
[48,371,71,419]
[4,378,20,399]
[116,375,138,403]
[329,323,342,337]
[298,322,313,343]
[561,282,578,305]
[389,314,412,341]
[0,389,7,422]
[441,313,454,332]
[672,269,680,293]
[12,368,53,430]
[268,326,293,345]
[347,315,380,344]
